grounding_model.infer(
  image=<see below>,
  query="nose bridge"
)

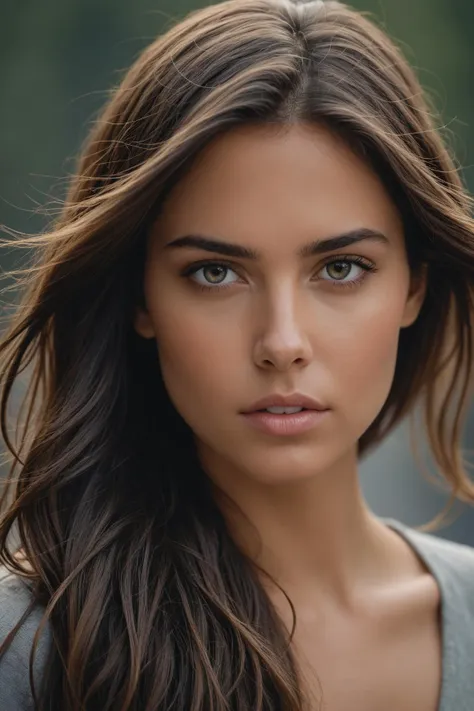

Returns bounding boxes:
[253,279,311,370]
[269,283,300,336]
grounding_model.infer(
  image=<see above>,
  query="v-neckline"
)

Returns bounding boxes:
[382,518,459,711]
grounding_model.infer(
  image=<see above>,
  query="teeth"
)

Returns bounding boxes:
[265,406,304,414]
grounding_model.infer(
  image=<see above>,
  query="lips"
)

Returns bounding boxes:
[241,401,329,437]
[242,393,328,414]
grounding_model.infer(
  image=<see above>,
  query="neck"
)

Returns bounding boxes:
[204,446,411,610]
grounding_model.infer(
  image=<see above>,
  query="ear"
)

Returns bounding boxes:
[400,264,428,328]
[133,307,156,339]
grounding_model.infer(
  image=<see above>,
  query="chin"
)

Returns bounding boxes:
[236,445,337,487]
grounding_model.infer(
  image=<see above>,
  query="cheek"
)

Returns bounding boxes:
[327,287,407,427]
[146,286,241,421]
[341,322,399,388]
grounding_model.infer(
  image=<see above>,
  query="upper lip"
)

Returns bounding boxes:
[242,393,328,413]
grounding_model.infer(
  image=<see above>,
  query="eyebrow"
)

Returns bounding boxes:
[164,228,389,259]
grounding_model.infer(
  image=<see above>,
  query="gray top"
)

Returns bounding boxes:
[1,518,474,709]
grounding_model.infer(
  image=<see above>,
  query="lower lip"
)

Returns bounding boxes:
[242,409,329,436]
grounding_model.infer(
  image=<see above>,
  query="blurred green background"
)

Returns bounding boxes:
[1,0,473,540]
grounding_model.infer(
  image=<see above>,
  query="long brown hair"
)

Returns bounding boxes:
[0,1,473,709]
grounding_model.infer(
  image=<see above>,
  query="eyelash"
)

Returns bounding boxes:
[181,255,378,292]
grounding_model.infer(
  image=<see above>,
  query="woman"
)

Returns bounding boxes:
[0,0,473,709]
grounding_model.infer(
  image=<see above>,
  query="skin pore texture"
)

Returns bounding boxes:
[134,122,441,709]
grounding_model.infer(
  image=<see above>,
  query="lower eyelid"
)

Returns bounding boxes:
[324,270,371,288]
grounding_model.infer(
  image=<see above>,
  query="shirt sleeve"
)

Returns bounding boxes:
[0,567,51,710]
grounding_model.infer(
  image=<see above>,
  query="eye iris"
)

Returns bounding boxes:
[204,265,227,284]
[327,261,351,280]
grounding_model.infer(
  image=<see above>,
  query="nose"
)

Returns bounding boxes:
[252,287,313,372]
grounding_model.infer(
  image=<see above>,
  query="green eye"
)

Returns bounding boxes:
[318,255,377,288]
[325,261,352,280]
[185,262,240,289]
[202,265,228,284]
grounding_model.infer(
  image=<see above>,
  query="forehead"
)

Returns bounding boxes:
[154,122,403,245]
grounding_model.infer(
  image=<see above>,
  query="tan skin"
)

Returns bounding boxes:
[135,122,441,710]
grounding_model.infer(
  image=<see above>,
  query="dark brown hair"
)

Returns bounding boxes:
[0,0,473,709]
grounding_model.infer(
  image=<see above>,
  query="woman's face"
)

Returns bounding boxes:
[135,123,425,486]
